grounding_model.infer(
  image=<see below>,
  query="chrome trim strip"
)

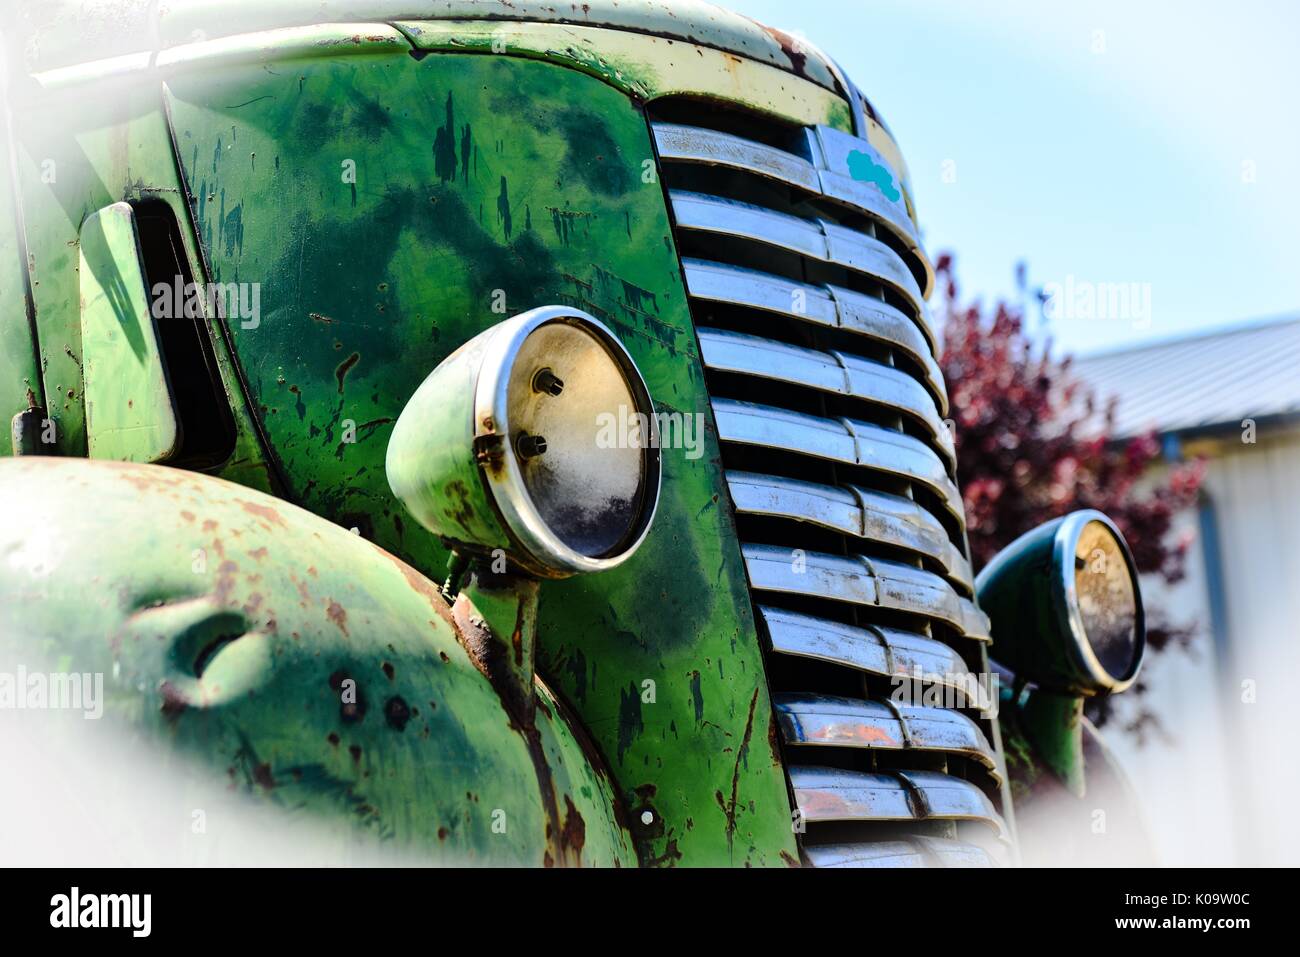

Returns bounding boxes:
[652,122,931,291]
[728,472,972,591]
[743,543,989,640]
[653,122,821,192]
[804,838,999,868]
[698,328,955,465]
[790,766,1005,836]
[681,258,947,414]
[669,190,933,343]
[758,606,978,701]
[773,693,1001,779]
[711,399,963,523]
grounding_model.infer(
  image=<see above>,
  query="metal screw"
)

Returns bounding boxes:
[516,433,547,459]
[532,367,564,396]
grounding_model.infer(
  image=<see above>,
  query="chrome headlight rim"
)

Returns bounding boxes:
[1052,509,1146,694]
[473,306,662,577]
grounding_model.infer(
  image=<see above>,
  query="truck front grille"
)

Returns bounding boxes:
[651,97,1009,867]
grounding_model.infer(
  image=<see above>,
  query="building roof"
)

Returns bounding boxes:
[1073,315,1300,438]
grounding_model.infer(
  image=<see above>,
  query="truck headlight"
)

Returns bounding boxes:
[975,509,1145,695]
[387,306,661,578]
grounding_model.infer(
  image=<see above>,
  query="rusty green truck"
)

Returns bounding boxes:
[0,1,1147,867]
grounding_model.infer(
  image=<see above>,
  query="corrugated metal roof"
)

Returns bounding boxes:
[1072,315,1300,437]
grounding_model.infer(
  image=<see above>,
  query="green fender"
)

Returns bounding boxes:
[0,456,635,866]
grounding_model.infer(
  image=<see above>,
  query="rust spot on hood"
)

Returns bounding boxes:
[335,352,360,392]
[326,600,349,635]
[253,763,275,789]
[238,499,288,528]
[381,550,457,628]
[559,795,587,865]
[760,25,810,78]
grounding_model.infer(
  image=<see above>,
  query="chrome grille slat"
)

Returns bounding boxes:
[669,189,934,342]
[774,693,1001,780]
[795,767,914,823]
[653,121,822,193]
[744,543,989,641]
[729,472,973,590]
[711,398,963,525]
[698,328,955,465]
[758,606,978,700]
[681,258,947,414]
[652,121,931,293]
[791,766,1005,836]
[804,837,1000,868]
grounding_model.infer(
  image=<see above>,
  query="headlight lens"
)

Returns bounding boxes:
[1072,518,1140,685]
[505,320,648,559]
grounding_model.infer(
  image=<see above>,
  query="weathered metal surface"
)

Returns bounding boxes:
[9,7,853,135]
[774,693,1002,781]
[727,472,973,591]
[78,202,181,463]
[669,190,933,332]
[385,317,515,562]
[653,121,931,295]
[804,837,1000,868]
[790,766,1006,836]
[759,606,980,702]
[744,544,990,642]
[0,456,635,866]
[0,98,43,434]
[9,1,848,104]
[4,72,277,492]
[394,19,851,132]
[452,568,541,729]
[712,400,965,523]
[698,328,954,464]
[161,47,795,865]
[1018,689,1086,797]
[9,407,49,455]
[681,258,947,413]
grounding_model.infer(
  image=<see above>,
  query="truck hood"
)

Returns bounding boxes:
[2,0,844,94]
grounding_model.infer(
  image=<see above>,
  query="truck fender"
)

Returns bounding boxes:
[0,457,634,866]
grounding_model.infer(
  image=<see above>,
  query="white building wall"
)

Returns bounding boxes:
[1107,430,1300,865]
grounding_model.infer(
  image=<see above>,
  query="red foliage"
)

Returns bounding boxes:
[935,255,1204,727]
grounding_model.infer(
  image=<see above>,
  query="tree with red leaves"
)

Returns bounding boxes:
[935,254,1204,733]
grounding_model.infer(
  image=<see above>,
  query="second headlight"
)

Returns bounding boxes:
[976,509,1145,695]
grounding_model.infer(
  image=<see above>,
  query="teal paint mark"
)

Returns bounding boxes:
[847,149,901,203]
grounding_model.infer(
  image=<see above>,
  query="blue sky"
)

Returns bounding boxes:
[726,0,1300,356]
